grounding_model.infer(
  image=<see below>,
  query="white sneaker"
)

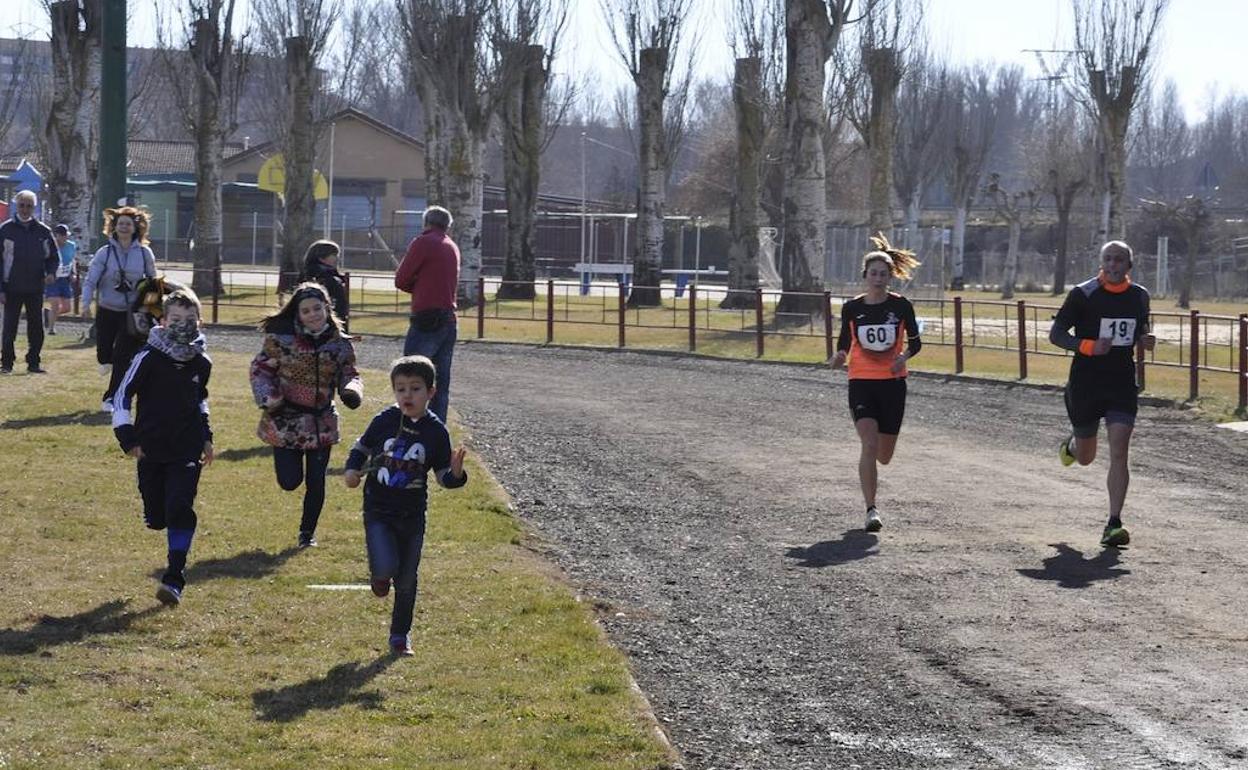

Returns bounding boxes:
[98,363,111,377]
[865,506,883,533]
[101,399,114,414]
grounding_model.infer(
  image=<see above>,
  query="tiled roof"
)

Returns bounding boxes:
[1,141,247,178]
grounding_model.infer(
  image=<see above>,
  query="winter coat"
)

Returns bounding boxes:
[249,319,362,450]
[82,239,157,312]
[0,217,57,295]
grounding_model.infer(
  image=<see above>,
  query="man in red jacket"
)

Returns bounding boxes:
[394,206,459,423]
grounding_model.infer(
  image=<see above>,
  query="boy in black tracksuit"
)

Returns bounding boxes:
[344,355,466,656]
[113,289,213,606]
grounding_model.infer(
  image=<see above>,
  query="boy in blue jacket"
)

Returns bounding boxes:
[344,355,466,656]
[113,288,213,606]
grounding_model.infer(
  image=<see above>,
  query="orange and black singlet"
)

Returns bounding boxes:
[836,292,922,380]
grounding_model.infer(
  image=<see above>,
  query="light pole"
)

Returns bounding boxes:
[580,132,587,266]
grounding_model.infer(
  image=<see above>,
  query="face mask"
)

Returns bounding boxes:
[166,317,199,345]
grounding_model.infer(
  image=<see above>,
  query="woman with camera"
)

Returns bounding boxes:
[81,206,157,412]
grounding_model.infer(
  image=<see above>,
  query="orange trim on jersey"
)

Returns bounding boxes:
[1098,270,1132,294]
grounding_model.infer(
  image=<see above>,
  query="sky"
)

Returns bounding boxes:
[5,0,1244,122]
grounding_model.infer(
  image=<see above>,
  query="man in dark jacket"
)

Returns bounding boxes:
[0,190,58,373]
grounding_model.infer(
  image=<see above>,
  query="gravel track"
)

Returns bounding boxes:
[208,329,1248,769]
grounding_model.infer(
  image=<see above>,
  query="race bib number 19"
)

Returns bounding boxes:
[857,323,897,352]
[1099,317,1137,346]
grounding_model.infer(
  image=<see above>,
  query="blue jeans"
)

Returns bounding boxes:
[403,316,456,423]
[364,512,427,637]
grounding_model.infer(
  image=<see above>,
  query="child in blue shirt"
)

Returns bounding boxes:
[344,355,466,656]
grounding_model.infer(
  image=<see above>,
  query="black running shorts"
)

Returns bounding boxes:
[1064,380,1138,438]
[847,378,907,435]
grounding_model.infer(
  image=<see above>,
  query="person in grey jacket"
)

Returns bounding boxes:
[81,206,157,410]
[0,190,58,374]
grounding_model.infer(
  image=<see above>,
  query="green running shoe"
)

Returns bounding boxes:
[1059,435,1076,467]
[1101,524,1130,548]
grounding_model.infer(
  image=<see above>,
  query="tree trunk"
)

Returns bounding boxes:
[498,43,546,302]
[722,56,763,310]
[777,0,831,317]
[43,0,101,249]
[1178,224,1197,309]
[280,35,316,292]
[190,18,224,297]
[629,46,668,308]
[443,105,484,307]
[1052,194,1073,295]
[1001,217,1020,299]
[950,203,968,289]
[864,47,900,237]
[903,192,920,251]
[1104,111,1129,240]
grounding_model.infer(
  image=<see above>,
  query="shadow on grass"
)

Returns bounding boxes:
[150,547,302,583]
[214,445,272,463]
[1016,543,1131,589]
[785,529,878,567]
[252,654,397,722]
[0,409,111,429]
[0,599,163,655]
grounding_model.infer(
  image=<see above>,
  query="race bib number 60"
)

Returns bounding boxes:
[1099,317,1137,346]
[856,323,897,352]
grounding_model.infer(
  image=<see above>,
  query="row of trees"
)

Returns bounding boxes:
[20,0,1248,308]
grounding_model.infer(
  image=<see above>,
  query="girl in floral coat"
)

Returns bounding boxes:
[250,283,363,548]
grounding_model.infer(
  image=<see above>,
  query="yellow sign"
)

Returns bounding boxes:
[257,153,329,200]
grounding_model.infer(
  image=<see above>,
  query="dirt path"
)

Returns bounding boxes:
[219,331,1248,769]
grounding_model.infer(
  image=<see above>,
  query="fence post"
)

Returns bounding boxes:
[1136,336,1147,393]
[211,263,220,325]
[1189,309,1200,401]
[755,288,765,358]
[476,276,485,340]
[954,296,964,374]
[688,282,697,352]
[617,282,626,348]
[823,291,834,360]
[546,279,555,344]
[1239,313,1247,413]
[1017,300,1027,380]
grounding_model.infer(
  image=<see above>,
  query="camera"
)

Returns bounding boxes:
[116,276,132,293]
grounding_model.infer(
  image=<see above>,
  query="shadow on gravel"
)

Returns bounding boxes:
[0,409,111,429]
[1016,543,1131,589]
[252,654,396,722]
[785,530,878,567]
[0,599,163,655]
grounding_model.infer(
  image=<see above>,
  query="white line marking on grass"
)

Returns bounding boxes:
[307,584,373,590]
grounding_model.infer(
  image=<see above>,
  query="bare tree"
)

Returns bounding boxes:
[777,0,870,315]
[1135,80,1189,201]
[722,0,783,309]
[890,48,946,249]
[601,0,696,307]
[842,0,923,237]
[0,39,33,158]
[983,172,1040,299]
[1032,93,1092,294]
[252,0,342,289]
[400,0,500,306]
[1070,0,1169,241]
[942,66,1001,290]
[1141,195,1208,308]
[41,0,102,245]
[159,0,249,295]
[495,0,569,301]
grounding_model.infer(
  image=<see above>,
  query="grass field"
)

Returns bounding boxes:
[0,342,674,770]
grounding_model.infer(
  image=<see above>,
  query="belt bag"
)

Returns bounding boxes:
[412,308,448,332]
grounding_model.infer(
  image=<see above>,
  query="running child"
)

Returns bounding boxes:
[343,355,466,657]
[1049,240,1154,548]
[829,233,922,533]
[44,224,76,335]
[112,288,213,606]
[250,282,362,548]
